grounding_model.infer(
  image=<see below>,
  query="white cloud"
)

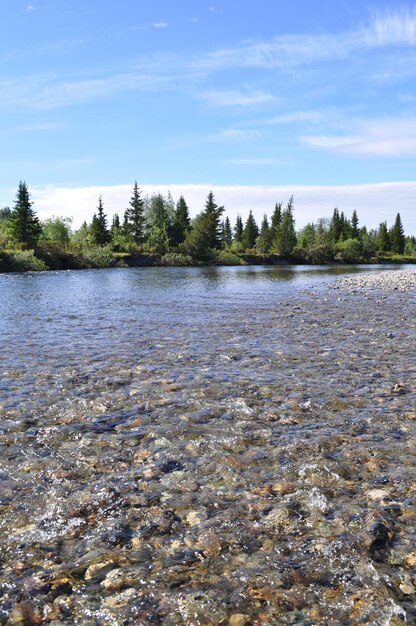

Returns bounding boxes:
[200,89,276,107]
[301,115,416,157]
[25,182,416,234]
[266,111,323,125]
[26,5,35,12]
[227,157,292,166]
[197,7,416,71]
[153,22,168,29]
[211,128,265,141]
[189,17,199,23]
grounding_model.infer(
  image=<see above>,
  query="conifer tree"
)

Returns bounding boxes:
[125,182,145,245]
[277,196,297,256]
[271,202,282,231]
[351,210,359,239]
[234,214,243,242]
[256,214,273,252]
[171,195,191,246]
[377,221,390,252]
[10,181,41,248]
[221,217,233,248]
[91,196,110,245]
[390,213,405,254]
[202,191,224,249]
[241,210,259,250]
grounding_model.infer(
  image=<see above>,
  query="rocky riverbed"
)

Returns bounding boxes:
[0,268,415,625]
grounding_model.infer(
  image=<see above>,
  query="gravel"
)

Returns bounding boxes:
[332,269,416,292]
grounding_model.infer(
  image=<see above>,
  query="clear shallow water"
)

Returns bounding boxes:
[0,265,415,625]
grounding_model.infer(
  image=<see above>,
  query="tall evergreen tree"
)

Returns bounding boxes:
[202,191,224,249]
[329,208,342,242]
[234,214,243,242]
[91,196,110,245]
[377,221,390,252]
[10,181,41,248]
[270,202,282,240]
[171,195,191,246]
[351,210,359,239]
[125,182,145,245]
[256,214,273,253]
[221,217,233,248]
[241,210,259,250]
[390,213,405,254]
[277,196,297,256]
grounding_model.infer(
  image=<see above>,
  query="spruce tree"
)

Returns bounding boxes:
[172,195,191,246]
[221,217,233,248]
[241,210,259,250]
[351,210,359,239]
[278,196,297,256]
[202,191,224,249]
[234,214,243,243]
[10,181,41,249]
[91,196,110,245]
[377,221,390,252]
[256,214,273,252]
[390,213,405,254]
[271,202,282,235]
[125,182,145,245]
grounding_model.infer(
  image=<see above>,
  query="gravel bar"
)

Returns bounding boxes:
[332,268,416,292]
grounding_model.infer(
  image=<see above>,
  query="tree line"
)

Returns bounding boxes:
[0,181,415,269]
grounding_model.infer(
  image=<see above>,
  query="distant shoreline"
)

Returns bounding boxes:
[1,249,416,274]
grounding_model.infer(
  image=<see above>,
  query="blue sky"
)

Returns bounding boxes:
[1,0,416,232]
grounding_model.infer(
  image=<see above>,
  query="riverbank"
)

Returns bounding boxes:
[0,268,415,624]
[1,247,416,273]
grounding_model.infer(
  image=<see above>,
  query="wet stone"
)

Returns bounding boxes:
[1,268,416,624]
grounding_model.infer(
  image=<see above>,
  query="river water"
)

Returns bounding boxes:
[0,265,415,625]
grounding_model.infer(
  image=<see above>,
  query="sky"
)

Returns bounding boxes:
[0,0,416,232]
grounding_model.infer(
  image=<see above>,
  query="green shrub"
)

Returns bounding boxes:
[83,245,115,268]
[212,250,244,265]
[10,250,47,272]
[160,252,194,266]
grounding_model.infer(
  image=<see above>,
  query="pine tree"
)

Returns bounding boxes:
[91,196,110,245]
[233,214,243,242]
[10,181,41,248]
[202,191,224,249]
[125,182,145,245]
[171,195,191,246]
[390,213,405,254]
[241,210,259,250]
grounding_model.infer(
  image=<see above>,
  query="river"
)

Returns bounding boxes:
[0,265,415,625]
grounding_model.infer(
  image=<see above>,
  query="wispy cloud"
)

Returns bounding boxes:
[266,111,323,125]
[153,22,168,29]
[196,7,416,71]
[26,5,35,12]
[227,157,292,166]
[200,88,276,107]
[301,115,416,157]
[211,128,265,141]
